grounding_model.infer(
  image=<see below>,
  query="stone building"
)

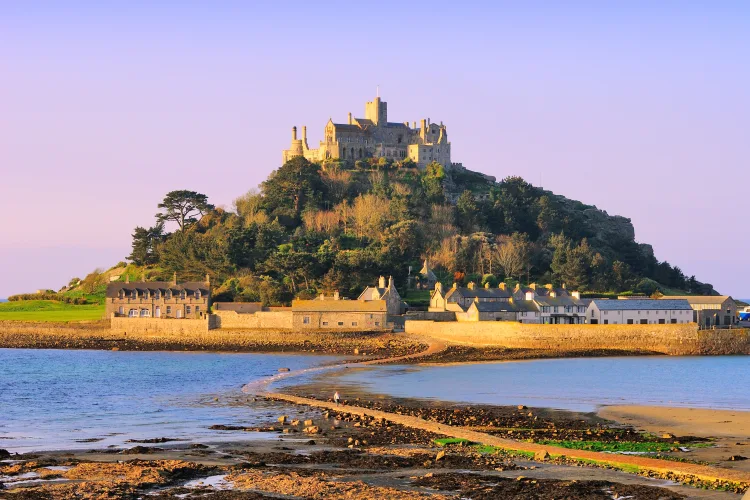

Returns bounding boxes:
[657,296,738,328]
[106,274,211,319]
[587,299,693,325]
[513,284,588,324]
[358,276,405,315]
[282,95,451,169]
[429,282,513,312]
[418,260,438,290]
[291,296,388,330]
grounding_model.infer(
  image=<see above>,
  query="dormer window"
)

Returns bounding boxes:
[165,290,172,300]
[180,290,186,300]
[131,290,138,299]
[154,290,160,300]
[119,290,125,299]
[195,290,201,300]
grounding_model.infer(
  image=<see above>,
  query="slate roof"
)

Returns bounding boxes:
[292,299,387,313]
[592,299,691,311]
[534,296,586,307]
[659,296,732,305]
[469,300,540,313]
[106,281,209,298]
[332,123,367,133]
[447,287,513,301]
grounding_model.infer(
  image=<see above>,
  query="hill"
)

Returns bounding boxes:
[103,157,714,305]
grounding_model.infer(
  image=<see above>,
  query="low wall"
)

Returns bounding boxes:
[111,316,210,335]
[405,311,457,322]
[405,320,750,355]
[213,310,293,329]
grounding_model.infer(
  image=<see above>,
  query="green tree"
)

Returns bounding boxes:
[421,162,445,203]
[261,157,325,221]
[156,190,214,231]
[128,222,165,266]
[456,190,478,233]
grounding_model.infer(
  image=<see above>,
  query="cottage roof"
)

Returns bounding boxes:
[419,260,437,282]
[534,296,586,307]
[292,299,387,313]
[106,281,209,298]
[592,299,691,311]
[472,301,516,313]
[659,296,732,305]
[447,287,512,300]
[514,300,540,313]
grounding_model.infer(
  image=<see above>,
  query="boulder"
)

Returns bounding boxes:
[303,426,321,434]
[0,449,9,459]
[303,419,313,426]
[729,455,748,461]
[435,450,446,461]
[534,450,550,461]
[277,416,288,424]
[661,433,675,439]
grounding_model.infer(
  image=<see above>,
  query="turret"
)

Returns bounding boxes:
[292,126,297,141]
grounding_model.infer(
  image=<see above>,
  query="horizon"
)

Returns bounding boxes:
[1,2,748,298]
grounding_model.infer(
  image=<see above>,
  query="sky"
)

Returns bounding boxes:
[1,1,748,299]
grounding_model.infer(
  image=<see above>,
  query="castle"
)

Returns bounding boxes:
[283,95,451,169]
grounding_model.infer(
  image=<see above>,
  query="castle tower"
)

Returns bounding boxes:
[365,96,387,126]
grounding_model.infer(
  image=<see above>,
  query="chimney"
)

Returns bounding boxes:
[572,291,581,299]
[412,121,416,129]
[292,126,297,141]
[348,112,352,125]
[125,275,130,284]
[141,272,146,282]
[420,119,426,132]
[171,272,177,286]
[549,290,557,298]
[468,282,476,290]
[561,283,567,289]
[529,283,537,290]
[427,118,431,126]
[378,276,386,288]
[525,291,534,301]
[205,273,211,287]
[544,283,554,290]
[452,282,458,289]
[302,125,307,142]
[435,282,444,294]
[388,276,393,289]
[498,282,506,290]
[484,282,490,289]
[334,290,340,300]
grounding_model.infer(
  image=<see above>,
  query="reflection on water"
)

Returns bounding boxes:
[331,356,750,412]
[0,348,343,453]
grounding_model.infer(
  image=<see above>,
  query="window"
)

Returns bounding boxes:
[338,322,344,326]
[603,320,609,324]
[167,306,172,314]
[118,306,124,315]
[186,306,191,314]
[166,290,172,299]
[180,291,186,300]
[352,322,358,326]
[140,309,150,317]
[119,290,125,299]
[154,291,160,299]
[640,319,648,324]
[322,321,328,326]
[131,291,138,299]
[195,306,200,313]
[196,290,201,299]
[129,309,137,317]
[659,319,666,324]
[303,316,310,325]
[627,319,634,324]
[375,322,380,326]
[671,319,677,324]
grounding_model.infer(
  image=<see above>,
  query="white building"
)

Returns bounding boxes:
[587,299,693,325]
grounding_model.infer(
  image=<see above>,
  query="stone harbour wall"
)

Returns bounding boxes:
[405,320,750,355]
[213,310,294,329]
[111,316,210,335]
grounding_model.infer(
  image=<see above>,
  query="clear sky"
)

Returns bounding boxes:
[1,1,748,299]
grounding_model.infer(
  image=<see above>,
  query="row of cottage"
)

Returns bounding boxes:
[427,281,738,327]
[106,273,739,330]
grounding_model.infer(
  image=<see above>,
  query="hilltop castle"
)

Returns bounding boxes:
[283,95,451,169]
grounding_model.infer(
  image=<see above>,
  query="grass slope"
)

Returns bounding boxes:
[0,300,105,322]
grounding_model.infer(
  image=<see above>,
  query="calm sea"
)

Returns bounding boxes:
[0,349,343,453]
[331,356,750,413]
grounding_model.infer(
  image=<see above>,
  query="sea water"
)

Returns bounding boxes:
[331,355,750,412]
[0,348,343,453]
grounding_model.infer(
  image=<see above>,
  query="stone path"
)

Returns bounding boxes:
[261,336,750,487]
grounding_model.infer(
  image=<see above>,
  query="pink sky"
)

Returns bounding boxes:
[1,2,748,298]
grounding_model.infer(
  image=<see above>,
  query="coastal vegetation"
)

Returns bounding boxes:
[117,157,712,305]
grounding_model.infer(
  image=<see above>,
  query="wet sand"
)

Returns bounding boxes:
[600,405,750,474]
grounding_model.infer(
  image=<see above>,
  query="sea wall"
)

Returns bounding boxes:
[111,316,210,335]
[405,320,750,355]
[213,310,293,329]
